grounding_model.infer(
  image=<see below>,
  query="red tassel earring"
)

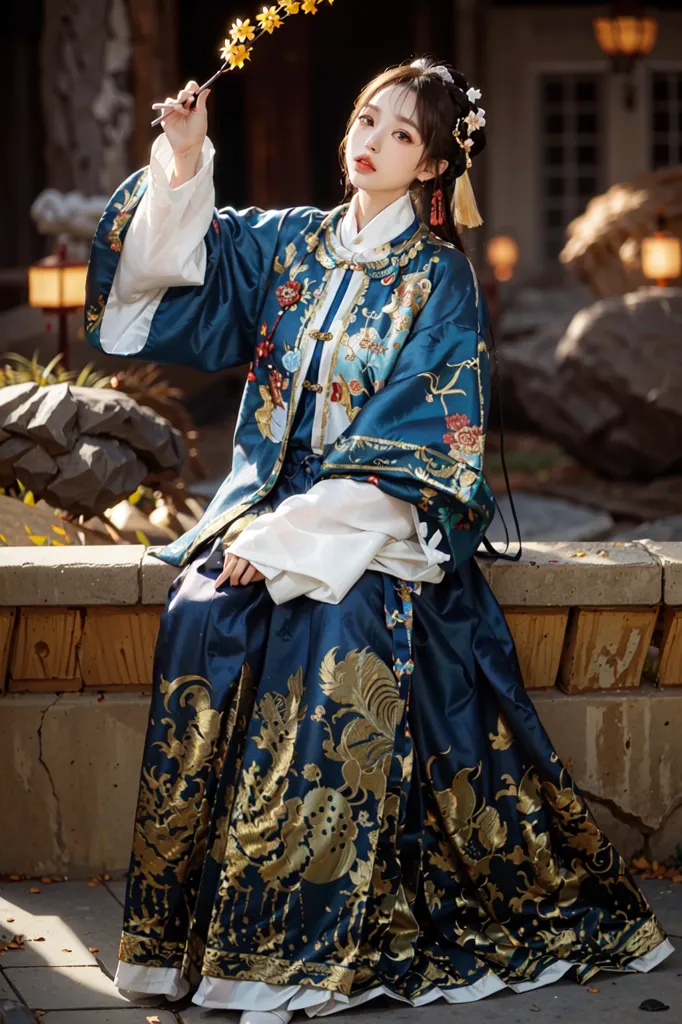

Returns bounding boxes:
[430,185,445,227]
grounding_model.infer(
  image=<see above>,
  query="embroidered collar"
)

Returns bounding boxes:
[305,203,430,280]
[336,192,417,259]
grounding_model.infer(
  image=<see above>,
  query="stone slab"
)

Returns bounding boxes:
[0,549,145,607]
[531,687,682,833]
[140,550,181,605]
[0,695,149,877]
[487,491,614,543]
[42,1013,178,1023]
[103,881,126,909]
[0,971,19,1002]
[3,966,129,1010]
[641,540,682,605]
[0,880,122,973]
[488,541,661,607]
[639,879,682,939]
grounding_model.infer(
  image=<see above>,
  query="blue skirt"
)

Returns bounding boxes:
[118,449,666,1001]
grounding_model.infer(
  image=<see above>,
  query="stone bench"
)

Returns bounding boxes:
[1,542,680,876]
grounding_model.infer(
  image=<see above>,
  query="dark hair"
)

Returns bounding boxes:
[339,58,486,252]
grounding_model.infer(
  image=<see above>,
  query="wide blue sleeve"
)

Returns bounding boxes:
[319,317,494,569]
[85,165,313,373]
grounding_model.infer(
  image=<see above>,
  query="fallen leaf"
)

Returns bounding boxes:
[61,948,72,953]
[31,936,45,942]
[571,551,587,558]
[587,987,600,994]
[9,874,20,881]
[27,887,41,894]
[651,859,660,873]
[672,874,682,883]
[632,855,649,871]
[103,873,112,881]
[88,946,100,953]
[597,550,609,557]
[146,1017,161,1024]
[40,877,53,884]
[86,881,99,888]
[6,917,14,923]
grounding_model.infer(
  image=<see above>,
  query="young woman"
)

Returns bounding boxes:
[86,58,671,1022]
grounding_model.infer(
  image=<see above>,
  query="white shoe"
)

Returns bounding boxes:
[239,1012,293,1024]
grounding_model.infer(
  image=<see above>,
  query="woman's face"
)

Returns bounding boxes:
[345,83,439,196]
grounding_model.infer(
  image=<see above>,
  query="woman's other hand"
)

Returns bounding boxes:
[153,80,210,186]
[214,552,266,590]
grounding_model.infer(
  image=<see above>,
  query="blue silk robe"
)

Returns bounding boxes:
[84,169,668,1012]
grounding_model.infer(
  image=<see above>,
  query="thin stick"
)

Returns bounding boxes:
[150,64,228,127]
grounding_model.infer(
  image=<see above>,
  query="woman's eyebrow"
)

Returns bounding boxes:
[365,102,421,134]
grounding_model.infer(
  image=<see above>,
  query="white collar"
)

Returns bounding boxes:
[333,192,417,262]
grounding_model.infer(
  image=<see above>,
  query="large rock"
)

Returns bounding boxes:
[0,382,183,516]
[501,287,682,479]
[560,163,682,297]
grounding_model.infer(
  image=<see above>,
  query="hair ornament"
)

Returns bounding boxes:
[466,86,482,104]
[410,58,454,85]
[452,122,474,169]
[453,171,483,230]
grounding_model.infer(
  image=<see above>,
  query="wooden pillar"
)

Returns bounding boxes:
[126,0,180,168]
[41,0,134,195]
[243,18,312,208]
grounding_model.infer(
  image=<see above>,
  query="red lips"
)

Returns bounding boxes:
[354,156,376,172]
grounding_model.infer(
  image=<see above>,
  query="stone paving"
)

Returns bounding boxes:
[0,878,680,1023]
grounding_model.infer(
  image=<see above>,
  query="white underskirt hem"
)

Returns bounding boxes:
[114,937,675,1015]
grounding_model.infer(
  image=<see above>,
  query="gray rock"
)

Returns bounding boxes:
[501,287,682,479]
[607,514,682,542]
[0,382,183,517]
[488,491,614,543]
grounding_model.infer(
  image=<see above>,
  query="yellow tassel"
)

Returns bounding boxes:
[453,170,483,229]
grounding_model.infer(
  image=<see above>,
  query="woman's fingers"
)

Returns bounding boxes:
[239,562,265,586]
[214,553,264,590]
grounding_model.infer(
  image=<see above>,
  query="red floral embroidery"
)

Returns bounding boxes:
[260,323,268,336]
[247,363,257,382]
[276,280,303,309]
[255,339,274,366]
[367,475,380,486]
[348,379,363,395]
[445,413,471,431]
[330,382,342,402]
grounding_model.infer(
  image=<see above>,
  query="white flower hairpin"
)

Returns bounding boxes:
[410,58,454,85]
[464,108,486,134]
[466,86,482,104]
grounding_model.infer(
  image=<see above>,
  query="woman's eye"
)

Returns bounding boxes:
[359,114,373,126]
[394,131,412,143]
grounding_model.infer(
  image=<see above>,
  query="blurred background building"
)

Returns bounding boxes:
[1,0,682,545]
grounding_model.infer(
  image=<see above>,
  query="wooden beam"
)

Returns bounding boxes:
[559,607,658,692]
[503,607,569,689]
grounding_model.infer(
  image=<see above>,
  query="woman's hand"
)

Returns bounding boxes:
[214,552,266,590]
[152,80,210,185]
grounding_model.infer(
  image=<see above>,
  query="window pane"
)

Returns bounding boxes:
[577,113,597,133]
[539,72,604,268]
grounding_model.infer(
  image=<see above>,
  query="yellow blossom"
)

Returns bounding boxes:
[224,42,253,68]
[302,0,319,12]
[256,5,283,32]
[279,0,300,11]
[229,17,256,42]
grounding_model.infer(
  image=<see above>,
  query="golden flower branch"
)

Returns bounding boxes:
[151,0,335,126]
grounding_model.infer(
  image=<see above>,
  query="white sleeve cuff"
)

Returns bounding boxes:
[113,135,216,303]
[226,479,448,605]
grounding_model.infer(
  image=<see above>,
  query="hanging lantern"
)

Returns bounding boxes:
[641,214,682,287]
[593,0,658,74]
[486,235,520,282]
[27,243,88,369]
